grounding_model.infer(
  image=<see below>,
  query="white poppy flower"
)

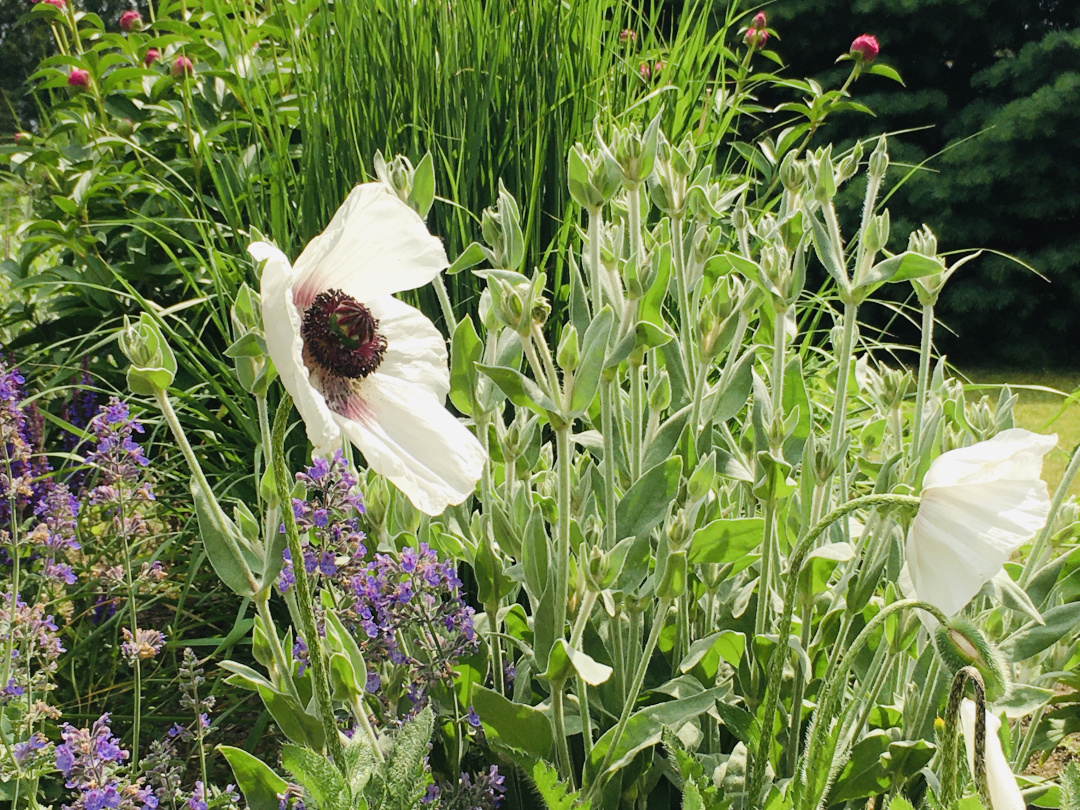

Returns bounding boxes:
[959,698,1026,810]
[905,428,1056,617]
[249,183,486,516]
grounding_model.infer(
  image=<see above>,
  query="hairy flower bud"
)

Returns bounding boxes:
[603,114,661,187]
[779,152,806,194]
[481,182,525,271]
[567,143,621,209]
[648,368,671,412]
[868,134,889,179]
[556,324,580,372]
[934,618,1010,702]
[373,150,436,219]
[119,313,177,395]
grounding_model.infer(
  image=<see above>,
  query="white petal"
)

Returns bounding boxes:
[335,375,485,516]
[291,184,448,310]
[907,476,1050,616]
[923,429,1057,490]
[959,700,1026,810]
[251,241,341,456]
[366,295,450,403]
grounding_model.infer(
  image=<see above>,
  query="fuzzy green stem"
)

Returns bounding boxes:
[433,272,458,335]
[912,302,934,450]
[748,493,923,801]
[1021,442,1080,586]
[271,397,345,770]
[628,363,644,481]
[599,378,619,550]
[587,207,603,314]
[797,599,949,810]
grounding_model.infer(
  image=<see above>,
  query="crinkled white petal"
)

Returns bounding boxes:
[923,429,1057,490]
[250,241,342,455]
[960,699,1026,810]
[907,431,1054,616]
[335,375,485,516]
[291,184,448,310]
[366,295,450,403]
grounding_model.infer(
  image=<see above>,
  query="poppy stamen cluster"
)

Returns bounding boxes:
[301,289,387,379]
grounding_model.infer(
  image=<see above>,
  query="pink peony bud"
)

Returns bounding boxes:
[119,10,142,32]
[14,132,31,145]
[67,68,90,88]
[751,11,767,29]
[638,61,651,81]
[171,55,194,78]
[144,48,160,66]
[850,34,880,63]
[619,29,637,44]
[744,27,768,49]
[44,0,67,8]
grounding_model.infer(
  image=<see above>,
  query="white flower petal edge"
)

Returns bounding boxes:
[959,699,1026,810]
[291,184,448,308]
[250,240,342,453]
[906,428,1055,617]
[337,375,487,517]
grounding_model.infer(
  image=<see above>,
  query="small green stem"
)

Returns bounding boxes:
[587,208,603,314]
[628,363,644,481]
[271,397,346,770]
[1021,442,1080,586]
[586,599,674,801]
[433,273,457,335]
[551,686,575,783]
[599,378,619,549]
[255,596,302,702]
[912,302,934,450]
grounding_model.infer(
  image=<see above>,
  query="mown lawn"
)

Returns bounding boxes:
[964,369,1080,499]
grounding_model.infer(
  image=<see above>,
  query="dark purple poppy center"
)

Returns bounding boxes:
[301,289,386,379]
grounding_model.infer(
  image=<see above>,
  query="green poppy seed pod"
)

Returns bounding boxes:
[869,134,889,179]
[648,369,671,412]
[489,277,528,332]
[779,152,806,194]
[934,617,1010,703]
[480,182,525,271]
[556,324,580,372]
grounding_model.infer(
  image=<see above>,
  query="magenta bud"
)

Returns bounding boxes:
[171,55,194,78]
[751,12,767,29]
[850,34,880,63]
[119,10,142,32]
[144,48,160,66]
[619,29,637,44]
[67,68,90,88]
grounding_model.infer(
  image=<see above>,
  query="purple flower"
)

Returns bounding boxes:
[467,706,481,728]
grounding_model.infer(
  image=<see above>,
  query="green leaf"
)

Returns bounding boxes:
[258,685,325,750]
[219,746,288,810]
[190,477,260,597]
[615,457,681,541]
[679,630,746,679]
[857,251,943,290]
[828,730,892,803]
[543,639,613,686]
[477,363,557,415]
[569,306,614,416]
[282,744,350,810]
[867,63,905,84]
[1001,601,1080,661]
[447,241,490,275]
[470,684,554,760]
[386,706,435,810]
[688,518,764,565]
[449,316,482,415]
[586,688,725,783]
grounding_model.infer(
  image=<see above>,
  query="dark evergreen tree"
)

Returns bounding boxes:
[765,0,1080,366]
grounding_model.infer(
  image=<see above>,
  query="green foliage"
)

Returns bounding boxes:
[530,760,590,810]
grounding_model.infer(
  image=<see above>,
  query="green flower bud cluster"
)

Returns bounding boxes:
[567,143,621,210]
[373,150,436,220]
[119,312,176,395]
[481,181,526,271]
[225,283,274,395]
[600,114,661,188]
